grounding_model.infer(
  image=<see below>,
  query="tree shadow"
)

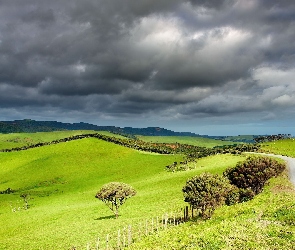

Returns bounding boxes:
[94,215,116,220]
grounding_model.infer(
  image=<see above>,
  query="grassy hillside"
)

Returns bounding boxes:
[136,135,241,148]
[0,130,125,150]
[260,138,295,157]
[129,140,295,250]
[130,173,295,249]
[0,136,245,249]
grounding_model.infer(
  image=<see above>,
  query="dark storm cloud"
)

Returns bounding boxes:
[0,0,295,130]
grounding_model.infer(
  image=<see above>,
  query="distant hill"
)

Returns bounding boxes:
[1,119,279,143]
[0,119,202,137]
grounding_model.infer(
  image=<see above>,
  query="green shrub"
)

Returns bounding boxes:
[224,186,240,205]
[224,156,286,195]
[182,173,233,218]
[225,187,255,205]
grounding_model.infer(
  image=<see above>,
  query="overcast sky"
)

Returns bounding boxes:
[0,0,295,135]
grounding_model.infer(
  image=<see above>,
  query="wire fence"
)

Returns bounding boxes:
[82,206,195,250]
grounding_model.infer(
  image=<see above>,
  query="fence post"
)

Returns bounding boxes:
[156,216,159,232]
[165,213,168,229]
[185,206,189,221]
[173,213,176,226]
[138,222,142,241]
[128,225,132,246]
[106,234,109,250]
[96,237,100,250]
[145,219,148,235]
[117,229,121,249]
[123,227,126,247]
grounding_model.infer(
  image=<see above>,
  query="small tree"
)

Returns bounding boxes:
[95,182,136,219]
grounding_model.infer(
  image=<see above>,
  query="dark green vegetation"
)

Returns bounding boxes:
[182,156,286,219]
[95,182,136,219]
[254,134,292,143]
[225,156,286,195]
[0,132,294,249]
[183,173,234,219]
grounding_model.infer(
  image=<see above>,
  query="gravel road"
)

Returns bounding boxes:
[250,153,295,188]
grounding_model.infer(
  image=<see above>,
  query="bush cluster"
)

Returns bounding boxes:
[224,156,286,195]
[183,156,286,219]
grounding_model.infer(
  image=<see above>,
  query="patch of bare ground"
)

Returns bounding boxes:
[271,184,295,194]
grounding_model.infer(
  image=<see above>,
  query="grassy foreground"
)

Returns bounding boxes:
[129,140,295,249]
[130,173,295,249]
[0,135,244,249]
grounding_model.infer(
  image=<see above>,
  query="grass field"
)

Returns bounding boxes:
[0,130,126,150]
[130,172,295,249]
[129,140,295,249]
[1,133,294,249]
[0,135,245,249]
[260,138,295,157]
[136,135,241,148]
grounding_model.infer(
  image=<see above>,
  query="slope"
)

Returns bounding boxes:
[0,136,245,249]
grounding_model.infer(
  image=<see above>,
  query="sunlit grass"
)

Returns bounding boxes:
[0,130,125,150]
[136,135,241,148]
[260,139,295,157]
[0,137,245,249]
[2,134,294,249]
[130,172,295,250]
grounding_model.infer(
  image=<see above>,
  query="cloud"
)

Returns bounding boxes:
[272,94,295,106]
[0,0,295,134]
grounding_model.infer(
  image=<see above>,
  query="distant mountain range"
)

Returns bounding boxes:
[0,119,266,143]
[0,119,202,137]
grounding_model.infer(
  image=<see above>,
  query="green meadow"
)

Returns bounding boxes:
[0,133,294,249]
[0,133,244,249]
[0,130,126,150]
[136,135,240,148]
[260,138,295,157]
[130,139,295,249]
[130,172,295,249]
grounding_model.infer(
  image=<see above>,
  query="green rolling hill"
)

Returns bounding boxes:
[0,134,294,249]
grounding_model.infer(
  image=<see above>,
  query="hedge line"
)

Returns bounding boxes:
[0,133,261,161]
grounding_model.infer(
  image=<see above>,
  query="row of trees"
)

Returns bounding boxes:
[254,134,291,143]
[0,133,261,162]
